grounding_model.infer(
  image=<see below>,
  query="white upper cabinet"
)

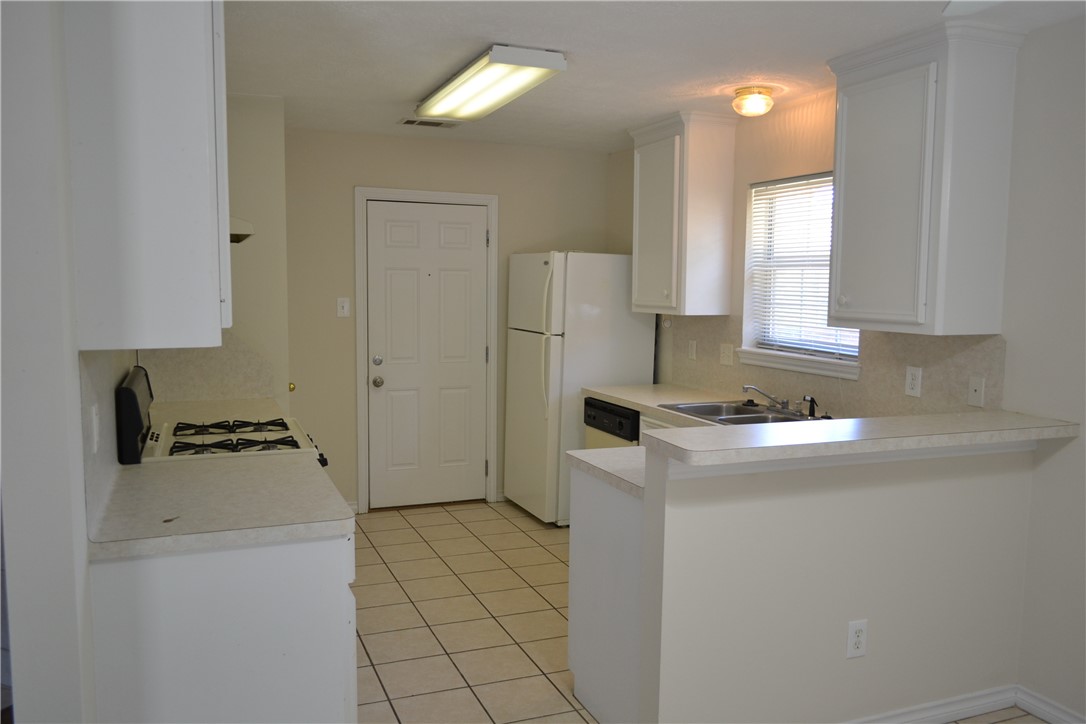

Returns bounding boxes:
[828,23,1023,335]
[65,1,231,350]
[630,112,736,315]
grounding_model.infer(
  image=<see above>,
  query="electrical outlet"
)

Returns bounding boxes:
[688,340,697,360]
[968,375,986,407]
[719,343,734,366]
[905,366,922,397]
[847,619,867,659]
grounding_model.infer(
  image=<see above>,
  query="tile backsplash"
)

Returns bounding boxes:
[661,315,1005,419]
[138,329,276,402]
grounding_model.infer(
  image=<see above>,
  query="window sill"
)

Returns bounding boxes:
[737,347,861,380]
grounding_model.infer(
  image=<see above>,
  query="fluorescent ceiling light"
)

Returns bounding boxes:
[416,45,567,122]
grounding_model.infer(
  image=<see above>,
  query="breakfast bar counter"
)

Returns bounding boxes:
[568,385,1079,723]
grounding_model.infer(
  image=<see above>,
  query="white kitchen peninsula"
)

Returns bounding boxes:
[567,406,1078,723]
[88,399,357,724]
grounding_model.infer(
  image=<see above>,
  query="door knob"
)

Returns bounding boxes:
[372,355,383,366]
[372,376,384,388]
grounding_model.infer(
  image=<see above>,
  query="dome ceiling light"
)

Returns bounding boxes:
[731,86,774,117]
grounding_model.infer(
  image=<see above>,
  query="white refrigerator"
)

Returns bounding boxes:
[503,252,655,525]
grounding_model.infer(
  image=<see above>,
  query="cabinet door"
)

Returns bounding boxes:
[829,62,937,327]
[632,134,680,312]
[66,1,230,350]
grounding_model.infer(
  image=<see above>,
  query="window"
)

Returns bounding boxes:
[739,173,860,379]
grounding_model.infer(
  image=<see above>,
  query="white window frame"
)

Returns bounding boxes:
[738,172,861,380]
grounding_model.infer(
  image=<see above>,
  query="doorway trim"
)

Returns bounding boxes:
[354,187,500,514]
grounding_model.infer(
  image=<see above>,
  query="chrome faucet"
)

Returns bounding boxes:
[742,385,788,411]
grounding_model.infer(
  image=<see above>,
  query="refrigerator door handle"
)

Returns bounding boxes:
[540,262,554,333]
[541,336,550,420]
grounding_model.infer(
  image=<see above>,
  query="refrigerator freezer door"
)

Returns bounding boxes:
[507,252,567,334]
[502,328,563,522]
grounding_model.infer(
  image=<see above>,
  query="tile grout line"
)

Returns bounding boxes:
[356,502,576,722]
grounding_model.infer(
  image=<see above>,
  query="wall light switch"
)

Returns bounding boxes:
[336,297,351,318]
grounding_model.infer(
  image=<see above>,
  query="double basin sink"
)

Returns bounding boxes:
[658,400,809,426]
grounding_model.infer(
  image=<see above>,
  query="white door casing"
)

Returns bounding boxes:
[356,190,498,511]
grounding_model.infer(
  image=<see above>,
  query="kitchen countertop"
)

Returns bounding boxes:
[567,447,646,499]
[90,399,355,561]
[578,384,1079,472]
[583,384,721,428]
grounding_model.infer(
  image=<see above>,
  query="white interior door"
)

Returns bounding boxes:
[367,200,488,508]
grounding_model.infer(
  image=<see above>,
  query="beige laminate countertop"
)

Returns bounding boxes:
[583,384,722,428]
[578,384,1079,470]
[89,399,354,561]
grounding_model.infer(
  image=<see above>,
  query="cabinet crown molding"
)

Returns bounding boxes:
[829,21,1025,76]
[629,111,737,146]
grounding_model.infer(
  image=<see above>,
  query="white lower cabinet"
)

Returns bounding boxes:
[90,536,356,723]
[64,1,232,350]
[828,22,1023,335]
[568,467,644,724]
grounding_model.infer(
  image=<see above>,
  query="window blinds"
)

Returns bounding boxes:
[747,174,859,359]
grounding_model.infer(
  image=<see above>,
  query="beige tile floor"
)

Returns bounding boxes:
[354,500,594,724]
[354,501,1048,724]
[954,707,1048,724]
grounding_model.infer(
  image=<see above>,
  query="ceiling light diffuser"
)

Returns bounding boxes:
[416,45,567,122]
[732,86,774,117]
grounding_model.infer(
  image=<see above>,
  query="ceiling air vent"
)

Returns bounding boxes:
[400,118,461,129]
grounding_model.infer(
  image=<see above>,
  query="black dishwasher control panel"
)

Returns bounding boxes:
[583,397,640,443]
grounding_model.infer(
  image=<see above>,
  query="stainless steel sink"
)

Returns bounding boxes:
[716,413,802,425]
[658,400,809,425]
[658,401,764,417]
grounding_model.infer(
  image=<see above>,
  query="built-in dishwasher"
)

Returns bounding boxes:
[583,397,640,448]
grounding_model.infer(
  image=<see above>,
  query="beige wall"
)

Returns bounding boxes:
[647,89,1007,419]
[140,95,290,409]
[656,451,1035,722]
[605,149,634,254]
[1001,19,1086,716]
[285,129,609,506]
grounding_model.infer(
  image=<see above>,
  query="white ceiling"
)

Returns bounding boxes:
[224,1,1084,153]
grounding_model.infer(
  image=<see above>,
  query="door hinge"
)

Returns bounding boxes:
[485,459,489,476]
[486,346,489,363]
[486,229,490,247]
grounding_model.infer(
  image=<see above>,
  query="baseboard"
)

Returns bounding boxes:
[853,686,1018,723]
[1016,686,1086,724]
[853,685,1085,724]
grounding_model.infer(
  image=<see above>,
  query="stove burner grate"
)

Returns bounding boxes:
[232,418,290,434]
[173,420,234,437]
[169,439,238,456]
[235,435,301,452]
